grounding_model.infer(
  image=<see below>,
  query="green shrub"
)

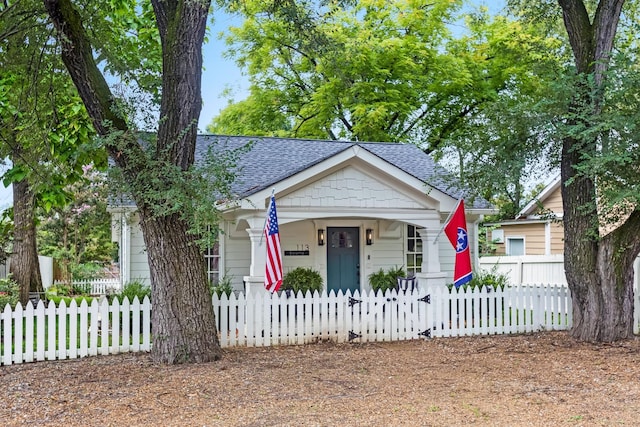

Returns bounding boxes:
[46,282,91,300]
[45,284,73,297]
[210,275,234,298]
[282,267,323,294]
[47,295,94,306]
[111,280,151,303]
[368,266,406,294]
[448,267,509,291]
[71,282,92,295]
[0,275,19,309]
[70,262,103,281]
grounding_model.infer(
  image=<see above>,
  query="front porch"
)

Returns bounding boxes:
[238,213,453,295]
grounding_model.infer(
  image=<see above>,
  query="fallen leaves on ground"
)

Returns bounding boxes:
[2,332,640,426]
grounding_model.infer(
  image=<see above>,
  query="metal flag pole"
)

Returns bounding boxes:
[433,198,462,245]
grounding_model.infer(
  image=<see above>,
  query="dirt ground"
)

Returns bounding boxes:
[1,331,640,426]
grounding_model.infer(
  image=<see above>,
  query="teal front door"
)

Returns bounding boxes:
[327,227,360,294]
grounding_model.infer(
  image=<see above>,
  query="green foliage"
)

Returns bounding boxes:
[368,266,406,294]
[106,134,245,251]
[0,276,19,309]
[38,165,115,281]
[46,295,94,306]
[44,284,94,305]
[478,225,499,256]
[71,281,92,295]
[216,0,564,217]
[218,0,468,141]
[0,9,102,206]
[210,275,234,298]
[0,210,13,263]
[469,268,510,291]
[282,267,323,294]
[69,263,104,283]
[448,267,510,292]
[45,284,73,297]
[111,281,151,303]
[1,1,104,302]
[206,93,292,136]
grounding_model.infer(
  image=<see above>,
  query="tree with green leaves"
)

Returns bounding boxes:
[554,0,640,341]
[510,0,640,341]
[214,0,561,217]
[0,0,99,304]
[218,0,468,142]
[43,0,227,364]
[432,9,564,219]
[38,164,115,282]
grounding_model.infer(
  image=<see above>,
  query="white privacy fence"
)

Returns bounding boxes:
[478,255,567,285]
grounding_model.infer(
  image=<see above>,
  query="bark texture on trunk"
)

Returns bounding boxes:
[140,209,221,363]
[44,0,220,363]
[10,177,43,305]
[558,0,636,342]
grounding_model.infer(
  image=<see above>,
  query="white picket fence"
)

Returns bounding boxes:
[213,285,572,347]
[0,285,571,366]
[52,278,122,295]
[1,297,151,366]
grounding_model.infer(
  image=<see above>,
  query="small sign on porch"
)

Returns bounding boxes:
[284,250,310,256]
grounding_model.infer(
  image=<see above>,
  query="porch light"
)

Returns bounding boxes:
[317,229,325,246]
[366,228,373,245]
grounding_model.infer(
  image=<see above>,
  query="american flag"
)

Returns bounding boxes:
[264,196,283,292]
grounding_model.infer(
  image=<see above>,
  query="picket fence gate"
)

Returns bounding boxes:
[213,285,572,347]
[0,285,572,366]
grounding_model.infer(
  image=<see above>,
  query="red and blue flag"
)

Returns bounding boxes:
[444,199,473,288]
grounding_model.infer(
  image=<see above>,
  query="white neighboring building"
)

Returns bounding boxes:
[109,135,493,294]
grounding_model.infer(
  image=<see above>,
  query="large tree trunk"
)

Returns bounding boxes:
[10,175,43,306]
[558,0,636,341]
[44,0,221,363]
[140,209,220,363]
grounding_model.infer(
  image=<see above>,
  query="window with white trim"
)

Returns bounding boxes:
[406,225,422,276]
[506,237,525,256]
[205,243,220,284]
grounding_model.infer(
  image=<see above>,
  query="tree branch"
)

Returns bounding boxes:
[151,0,209,170]
[558,0,594,72]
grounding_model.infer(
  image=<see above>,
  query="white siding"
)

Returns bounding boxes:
[278,166,424,209]
[128,213,150,285]
[222,221,251,292]
[280,221,318,273]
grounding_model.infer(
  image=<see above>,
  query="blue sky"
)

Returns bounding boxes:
[199,10,248,132]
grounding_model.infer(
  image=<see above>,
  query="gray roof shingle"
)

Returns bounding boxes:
[196,135,491,209]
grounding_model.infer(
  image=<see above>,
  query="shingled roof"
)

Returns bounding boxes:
[196,135,491,209]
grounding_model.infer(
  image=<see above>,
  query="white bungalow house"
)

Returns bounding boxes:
[109,135,493,294]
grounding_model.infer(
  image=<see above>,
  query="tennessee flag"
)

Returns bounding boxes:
[444,199,473,288]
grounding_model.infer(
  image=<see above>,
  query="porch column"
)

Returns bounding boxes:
[243,228,269,295]
[415,227,446,288]
[120,214,131,290]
